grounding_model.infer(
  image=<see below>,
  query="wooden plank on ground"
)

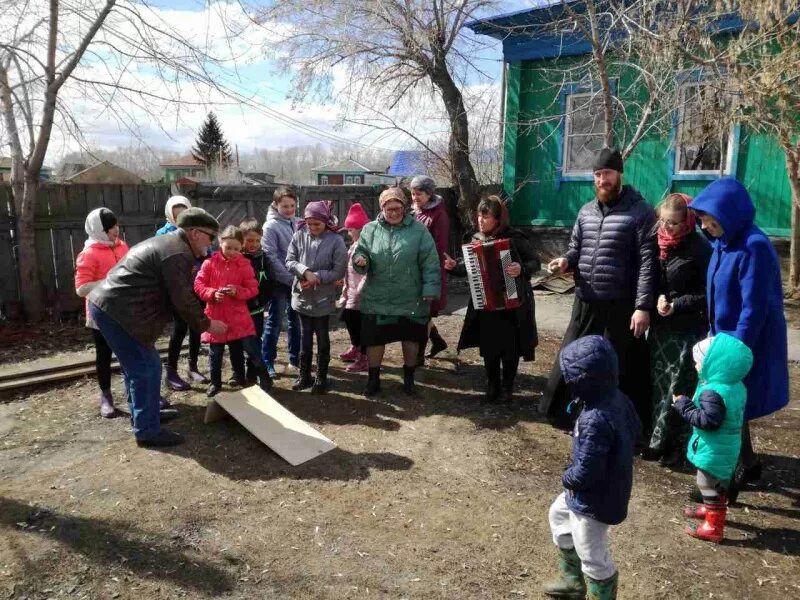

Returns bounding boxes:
[204,387,336,466]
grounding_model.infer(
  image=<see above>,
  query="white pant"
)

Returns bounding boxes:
[548,491,616,580]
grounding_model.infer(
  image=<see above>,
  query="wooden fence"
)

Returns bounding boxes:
[0,182,467,320]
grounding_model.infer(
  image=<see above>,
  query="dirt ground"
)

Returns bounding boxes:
[1,315,798,599]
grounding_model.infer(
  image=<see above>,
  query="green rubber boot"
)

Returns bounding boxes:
[542,547,586,598]
[586,571,618,600]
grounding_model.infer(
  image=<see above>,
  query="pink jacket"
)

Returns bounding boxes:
[74,241,130,320]
[340,244,366,310]
[194,252,258,344]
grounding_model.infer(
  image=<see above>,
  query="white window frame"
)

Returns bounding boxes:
[674,82,736,176]
[320,175,329,185]
[562,92,607,176]
[345,175,355,184]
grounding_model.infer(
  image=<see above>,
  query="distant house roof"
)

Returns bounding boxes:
[0,156,52,174]
[160,155,204,168]
[387,151,437,177]
[311,158,374,174]
[66,160,143,184]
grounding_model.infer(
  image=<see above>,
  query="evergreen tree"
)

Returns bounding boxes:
[191,112,233,168]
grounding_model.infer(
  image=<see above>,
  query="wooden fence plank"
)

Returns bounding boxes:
[102,184,123,214]
[84,185,104,213]
[66,185,87,216]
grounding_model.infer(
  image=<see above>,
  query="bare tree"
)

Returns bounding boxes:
[621,0,800,291]
[255,0,500,222]
[0,0,256,320]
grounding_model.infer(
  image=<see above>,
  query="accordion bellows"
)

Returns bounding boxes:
[462,238,521,311]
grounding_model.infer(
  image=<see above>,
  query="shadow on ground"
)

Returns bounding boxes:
[0,496,235,595]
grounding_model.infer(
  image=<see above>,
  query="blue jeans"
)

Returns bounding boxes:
[90,302,162,441]
[262,286,300,366]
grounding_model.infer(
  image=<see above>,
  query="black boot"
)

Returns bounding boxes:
[311,355,330,395]
[499,359,518,404]
[364,366,381,397]
[484,377,501,403]
[403,365,416,396]
[258,366,273,393]
[416,340,426,367]
[426,325,448,358]
[292,353,314,391]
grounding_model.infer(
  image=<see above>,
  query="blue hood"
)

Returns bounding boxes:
[690,177,755,246]
[559,335,619,400]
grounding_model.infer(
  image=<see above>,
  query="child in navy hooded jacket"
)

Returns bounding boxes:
[544,335,640,599]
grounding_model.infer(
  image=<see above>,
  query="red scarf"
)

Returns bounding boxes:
[657,194,695,260]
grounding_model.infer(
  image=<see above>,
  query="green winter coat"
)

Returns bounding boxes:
[686,333,753,481]
[353,213,441,320]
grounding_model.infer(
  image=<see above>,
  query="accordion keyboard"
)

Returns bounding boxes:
[462,244,486,309]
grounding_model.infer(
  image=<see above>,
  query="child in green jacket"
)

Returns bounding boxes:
[672,333,753,543]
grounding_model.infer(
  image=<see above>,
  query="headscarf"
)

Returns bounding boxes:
[379,187,408,208]
[165,195,192,226]
[84,207,118,249]
[657,193,696,260]
[693,336,713,366]
[298,200,339,231]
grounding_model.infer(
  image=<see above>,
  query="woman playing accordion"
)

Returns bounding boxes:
[445,195,540,403]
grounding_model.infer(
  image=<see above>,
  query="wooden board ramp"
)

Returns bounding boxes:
[204,386,336,466]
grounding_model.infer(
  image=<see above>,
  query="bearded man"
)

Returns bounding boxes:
[540,148,657,431]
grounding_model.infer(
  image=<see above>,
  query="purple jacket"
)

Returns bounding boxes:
[414,196,450,314]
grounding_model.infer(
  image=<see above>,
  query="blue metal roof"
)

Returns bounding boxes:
[387,151,431,177]
[467,3,758,63]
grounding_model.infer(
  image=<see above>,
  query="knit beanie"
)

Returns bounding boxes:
[379,187,408,208]
[592,148,624,173]
[410,175,436,196]
[344,202,370,229]
[693,337,713,366]
[98,208,118,232]
[176,207,220,231]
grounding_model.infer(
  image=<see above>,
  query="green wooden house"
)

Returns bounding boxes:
[469,4,792,237]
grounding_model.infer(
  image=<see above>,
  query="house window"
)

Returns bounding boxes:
[675,82,735,175]
[345,175,361,184]
[562,93,606,174]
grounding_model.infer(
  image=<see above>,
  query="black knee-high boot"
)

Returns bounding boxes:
[500,358,519,404]
[364,366,381,397]
[403,365,416,396]
[427,325,448,358]
[292,353,314,391]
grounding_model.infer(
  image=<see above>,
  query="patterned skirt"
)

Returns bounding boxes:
[648,326,703,454]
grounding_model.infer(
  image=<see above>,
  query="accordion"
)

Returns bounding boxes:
[461,238,521,311]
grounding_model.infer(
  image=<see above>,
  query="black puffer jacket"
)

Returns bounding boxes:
[653,230,711,334]
[564,186,657,310]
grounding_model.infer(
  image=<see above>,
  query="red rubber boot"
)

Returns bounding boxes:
[685,496,726,543]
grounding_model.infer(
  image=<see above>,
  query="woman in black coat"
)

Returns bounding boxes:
[645,193,711,465]
[445,196,540,403]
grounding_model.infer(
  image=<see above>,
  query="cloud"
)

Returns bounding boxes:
[0,0,504,165]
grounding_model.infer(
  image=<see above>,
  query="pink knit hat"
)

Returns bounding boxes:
[344,202,370,229]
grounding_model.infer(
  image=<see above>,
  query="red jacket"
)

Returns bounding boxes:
[194,251,258,344]
[74,241,130,320]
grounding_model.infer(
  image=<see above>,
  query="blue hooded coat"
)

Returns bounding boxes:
[559,335,641,525]
[690,178,789,421]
